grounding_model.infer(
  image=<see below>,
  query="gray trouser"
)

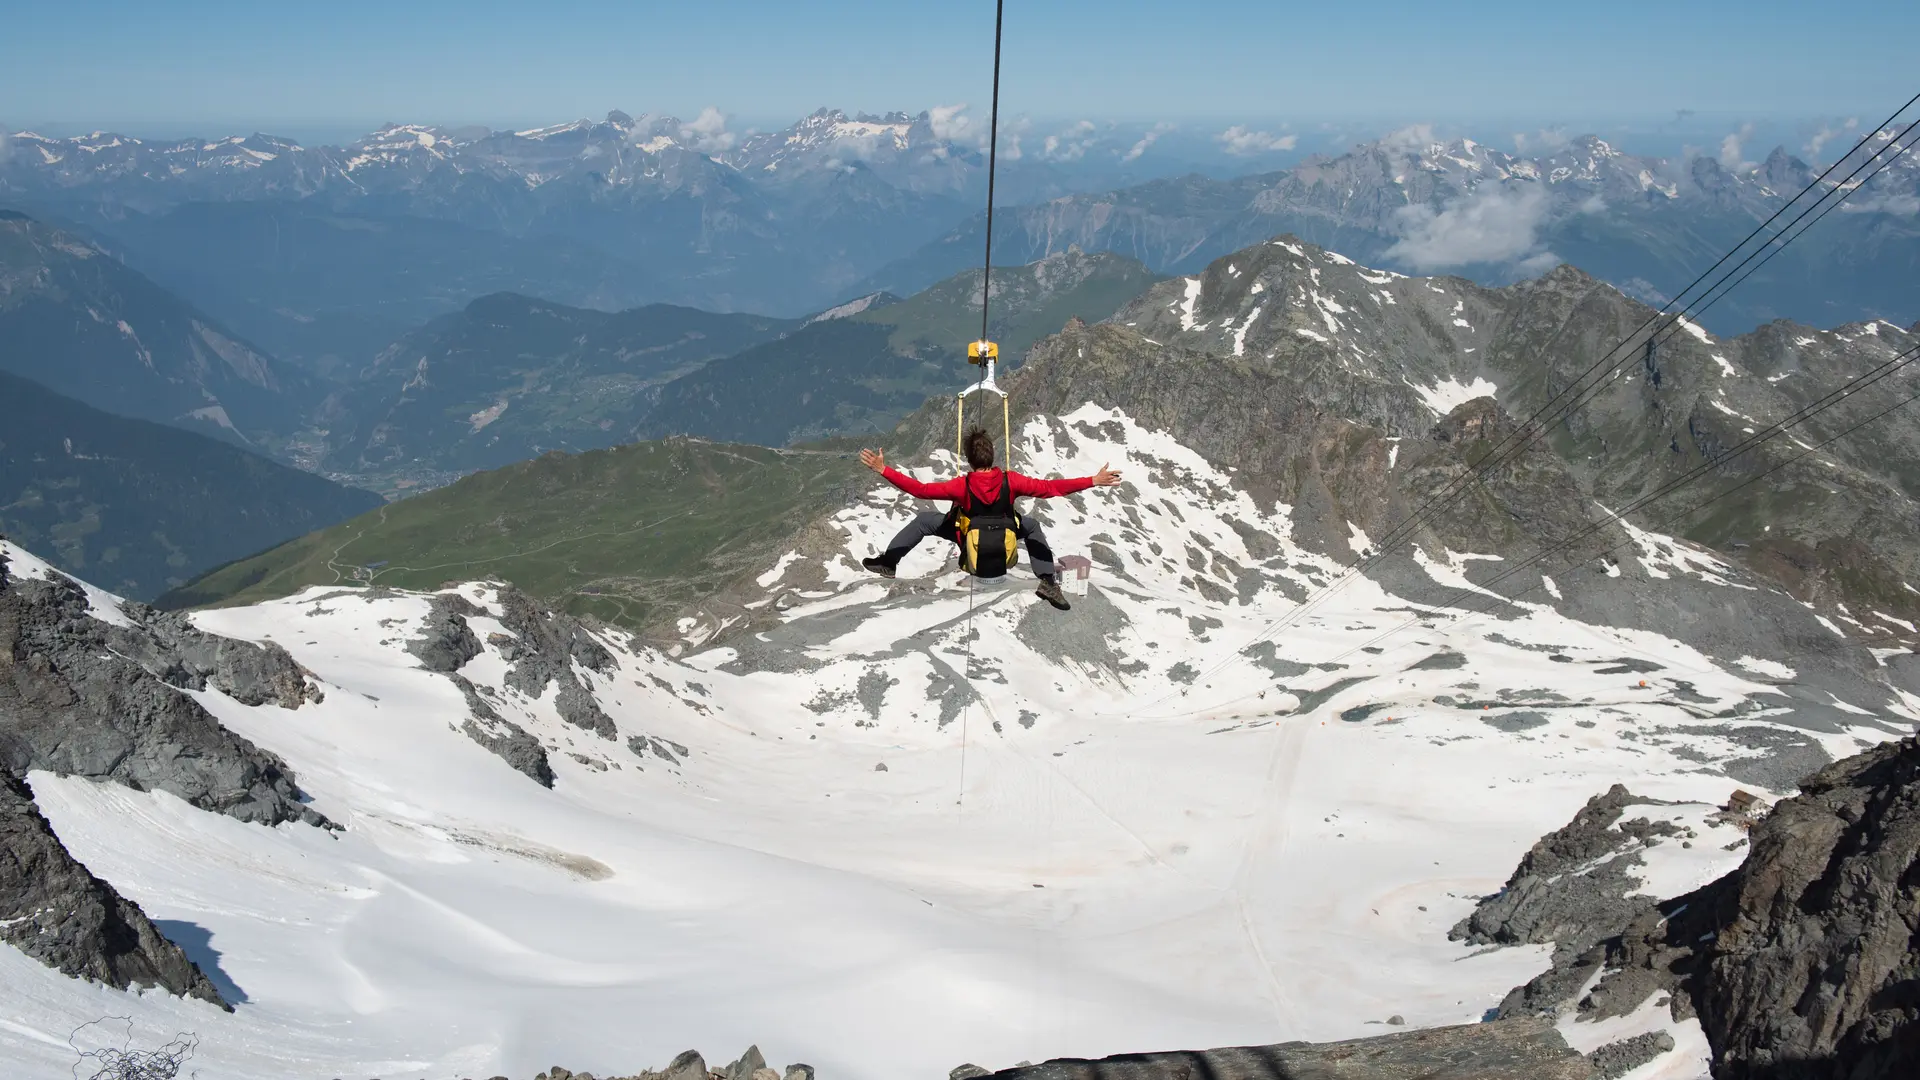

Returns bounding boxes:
[879,509,1057,577]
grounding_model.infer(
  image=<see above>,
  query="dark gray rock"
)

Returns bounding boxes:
[0,552,326,827]
[409,595,483,673]
[110,602,321,708]
[723,1046,767,1080]
[979,1017,1592,1079]
[553,678,617,740]
[1585,1031,1674,1079]
[1692,735,1920,1079]
[660,1050,708,1080]
[0,770,227,1009]
[491,586,618,740]
[1453,784,1677,963]
[451,675,553,787]
[1481,737,1920,1079]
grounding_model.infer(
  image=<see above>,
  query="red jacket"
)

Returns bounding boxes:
[880,466,1094,508]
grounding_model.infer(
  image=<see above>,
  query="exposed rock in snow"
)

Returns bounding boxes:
[0,544,326,828]
[0,770,227,1010]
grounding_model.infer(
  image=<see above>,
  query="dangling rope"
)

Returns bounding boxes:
[957,0,1006,808]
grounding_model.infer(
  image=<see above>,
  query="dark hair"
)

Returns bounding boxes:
[963,427,996,470]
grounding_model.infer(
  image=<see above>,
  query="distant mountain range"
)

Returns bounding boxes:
[1,109,1147,365]
[0,369,381,599]
[314,249,1155,488]
[0,211,315,448]
[10,114,1915,375]
[864,131,1920,334]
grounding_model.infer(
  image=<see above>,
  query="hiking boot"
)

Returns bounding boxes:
[1035,576,1071,611]
[862,556,897,578]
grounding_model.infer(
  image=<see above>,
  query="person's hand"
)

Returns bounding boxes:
[860,448,887,473]
[1092,463,1122,487]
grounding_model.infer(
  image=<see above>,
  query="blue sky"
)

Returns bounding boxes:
[4,0,1914,139]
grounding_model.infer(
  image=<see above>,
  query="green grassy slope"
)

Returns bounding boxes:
[639,250,1160,447]
[159,438,861,630]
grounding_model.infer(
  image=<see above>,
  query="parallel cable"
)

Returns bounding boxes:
[1148,94,1920,702]
[1501,115,1920,464]
[1331,376,1920,669]
[1153,338,1920,722]
[1322,339,1920,666]
[1360,99,1920,565]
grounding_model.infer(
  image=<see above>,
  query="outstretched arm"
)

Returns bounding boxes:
[1009,464,1124,498]
[861,448,963,501]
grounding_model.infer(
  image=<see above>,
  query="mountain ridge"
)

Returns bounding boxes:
[0,212,318,447]
[0,368,383,599]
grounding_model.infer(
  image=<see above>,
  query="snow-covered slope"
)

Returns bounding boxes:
[1,390,1912,1078]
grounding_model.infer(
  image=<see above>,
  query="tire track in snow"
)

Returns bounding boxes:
[1231,715,1309,1033]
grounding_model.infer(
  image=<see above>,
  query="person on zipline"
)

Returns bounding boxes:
[858,427,1121,611]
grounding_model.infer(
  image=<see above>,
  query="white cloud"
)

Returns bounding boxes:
[1218,125,1297,156]
[1805,117,1859,161]
[1839,191,1920,216]
[1515,250,1561,275]
[0,128,9,163]
[928,104,973,144]
[1041,119,1096,162]
[1513,128,1570,155]
[1122,121,1174,163]
[683,106,736,153]
[1379,123,1437,155]
[1385,183,1554,270]
[1719,123,1755,171]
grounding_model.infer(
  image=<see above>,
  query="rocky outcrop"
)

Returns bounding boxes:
[1453,784,1683,959]
[107,601,322,708]
[1690,736,1920,1078]
[975,1017,1592,1079]
[492,586,619,740]
[452,675,554,788]
[409,593,560,786]
[483,1046,812,1080]
[1587,1032,1676,1079]
[0,770,227,1009]
[410,594,485,673]
[1451,784,1695,1022]
[0,551,326,827]
[1470,738,1919,1079]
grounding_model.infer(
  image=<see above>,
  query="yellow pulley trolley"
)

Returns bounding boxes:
[959,339,1010,468]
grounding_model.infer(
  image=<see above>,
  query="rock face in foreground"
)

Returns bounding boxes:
[0,770,228,1009]
[977,1018,1593,1080]
[0,551,327,827]
[1467,737,1919,1079]
[1692,736,1920,1078]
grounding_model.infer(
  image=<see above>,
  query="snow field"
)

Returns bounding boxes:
[3,400,1908,1079]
